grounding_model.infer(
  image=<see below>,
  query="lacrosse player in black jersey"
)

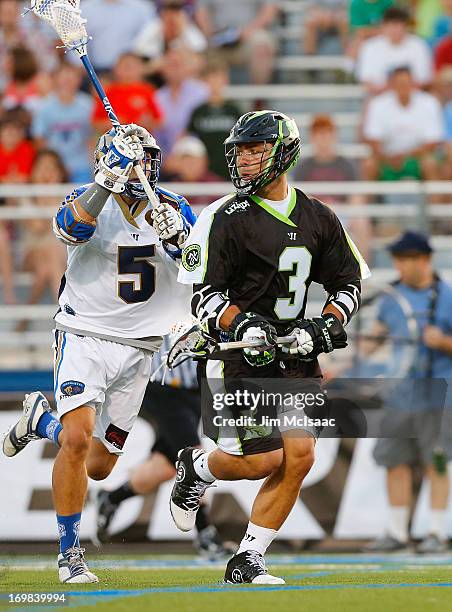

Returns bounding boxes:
[170,110,370,584]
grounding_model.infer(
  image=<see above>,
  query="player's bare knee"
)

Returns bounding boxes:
[61,428,92,460]
[88,464,114,481]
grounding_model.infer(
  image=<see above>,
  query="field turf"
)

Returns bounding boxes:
[1,554,452,612]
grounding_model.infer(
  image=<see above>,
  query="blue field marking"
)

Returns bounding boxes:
[3,553,452,571]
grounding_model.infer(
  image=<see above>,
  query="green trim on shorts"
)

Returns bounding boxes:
[379,157,421,181]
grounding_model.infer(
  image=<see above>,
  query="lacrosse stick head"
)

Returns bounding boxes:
[30,0,89,56]
[167,321,217,369]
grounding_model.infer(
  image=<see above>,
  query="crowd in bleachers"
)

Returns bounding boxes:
[2,0,452,307]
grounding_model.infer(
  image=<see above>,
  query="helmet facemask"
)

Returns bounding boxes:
[225,139,284,196]
[124,146,161,199]
[224,110,301,197]
[94,128,162,200]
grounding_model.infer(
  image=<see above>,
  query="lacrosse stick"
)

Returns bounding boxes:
[28,0,161,209]
[167,321,295,369]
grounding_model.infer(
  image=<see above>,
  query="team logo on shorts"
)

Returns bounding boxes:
[60,380,85,397]
[105,424,129,450]
[182,244,201,271]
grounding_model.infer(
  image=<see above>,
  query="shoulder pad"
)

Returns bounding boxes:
[156,186,196,226]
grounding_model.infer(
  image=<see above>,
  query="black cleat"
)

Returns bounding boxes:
[93,490,119,545]
[224,551,285,584]
[195,525,236,560]
[170,447,215,532]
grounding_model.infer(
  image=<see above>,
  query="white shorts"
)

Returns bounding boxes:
[53,330,153,455]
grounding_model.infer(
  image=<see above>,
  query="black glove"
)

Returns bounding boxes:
[229,312,277,367]
[282,313,347,361]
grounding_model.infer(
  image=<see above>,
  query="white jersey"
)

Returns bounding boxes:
[55,192,191,339]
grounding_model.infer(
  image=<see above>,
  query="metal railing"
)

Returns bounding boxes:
[0,180,451,362]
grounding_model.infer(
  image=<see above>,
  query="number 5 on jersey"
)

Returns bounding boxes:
[117,245,156,304]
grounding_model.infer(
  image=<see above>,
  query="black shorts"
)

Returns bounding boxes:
[199,356,323,456]
[140,381,200,465]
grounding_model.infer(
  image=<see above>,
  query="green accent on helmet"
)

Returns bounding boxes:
[224,110,301,197]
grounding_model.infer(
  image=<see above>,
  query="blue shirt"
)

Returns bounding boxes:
[32,93,94,182]
[377,279,452,379]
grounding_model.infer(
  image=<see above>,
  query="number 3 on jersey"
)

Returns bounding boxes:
[274,246,312,320]
[117,245,156,304]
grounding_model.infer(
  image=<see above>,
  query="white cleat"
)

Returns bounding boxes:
[2,391,51,457]
[58,547,99,584]
[251,574,286,585]
[170,447,215,532]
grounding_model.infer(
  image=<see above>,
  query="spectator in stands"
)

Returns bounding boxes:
[81,0,156,73]
[187,59,240,179]
[31,63,93,184]
[0,223,15,305]
[367,232,452,554]
[415,0,442,42]
[440,66,452,181]
[154,47,209,157]
[362,67,444,182]
[0,0,58,92]
[295,114,357,194]
[431,0,452,47]
[0,112,35,183]
[195,0,278,84]
[294,114,371,259]
[434,34,452,73]
[92,53,163,135]
[348,0,394,59]
[163,136,222,206]
[356,7,433,94]
[2,46,41,116]
[134,0,207,74]
[303,1,348,55]
[17,150,68,330]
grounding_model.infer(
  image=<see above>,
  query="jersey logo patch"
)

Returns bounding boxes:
[182,244,201,271]
[60,380,85,397]
[224,201,251,215]
[105,424,129,450]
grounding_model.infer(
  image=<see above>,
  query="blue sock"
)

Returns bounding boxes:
[36,411,62,445]
[57,513,81,554]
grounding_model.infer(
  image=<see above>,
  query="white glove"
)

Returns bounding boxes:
[151,203,189,248]
[95,124,144,193]
[282,327,314,356]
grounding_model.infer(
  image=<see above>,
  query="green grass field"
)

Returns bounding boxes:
[1,554,452,612]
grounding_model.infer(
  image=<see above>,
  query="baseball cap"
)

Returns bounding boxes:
[172,136,207,157]
[388,230,433,255]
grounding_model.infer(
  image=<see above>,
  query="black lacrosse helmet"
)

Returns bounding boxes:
[224,110,301,196]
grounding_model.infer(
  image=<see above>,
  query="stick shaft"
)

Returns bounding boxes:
[80,54,120,128]
[216,335,295,350]
[79,53,159,206]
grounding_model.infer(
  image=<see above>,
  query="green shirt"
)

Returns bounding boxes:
[188,101,241,179]
[350,0,394,29]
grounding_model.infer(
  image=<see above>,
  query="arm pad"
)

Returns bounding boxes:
[54,187,97,246]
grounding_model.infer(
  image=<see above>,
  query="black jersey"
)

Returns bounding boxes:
[178,186,369,332]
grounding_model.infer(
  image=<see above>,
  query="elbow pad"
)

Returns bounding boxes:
[54,200,96,246]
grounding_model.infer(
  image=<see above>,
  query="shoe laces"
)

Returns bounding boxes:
[17,432,41,447]
[64,547,89,576]
[179,480,216,511]
[245,551,267,574]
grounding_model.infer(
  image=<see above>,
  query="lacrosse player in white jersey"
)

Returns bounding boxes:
[2,124,196,584]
